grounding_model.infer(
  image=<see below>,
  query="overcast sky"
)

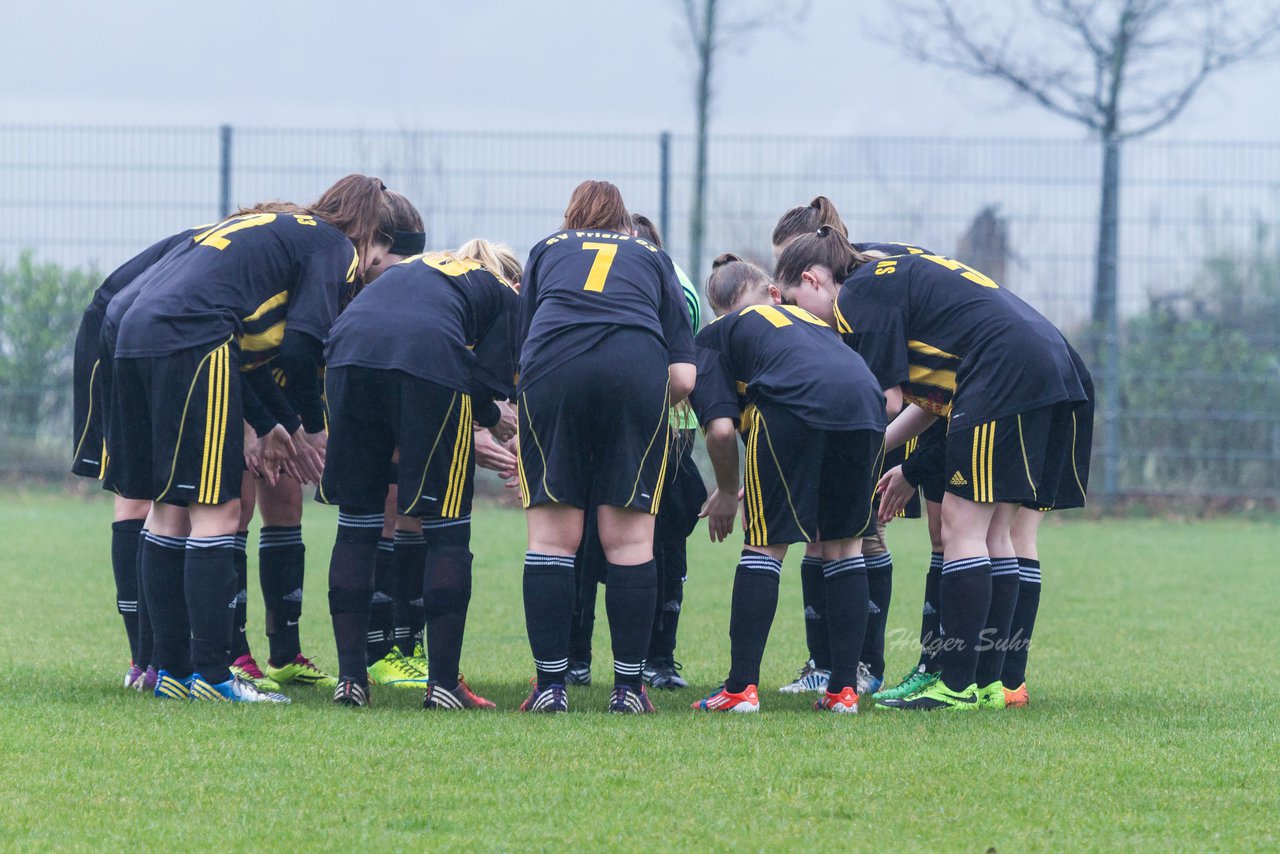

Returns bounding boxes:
[4,0,1279,140]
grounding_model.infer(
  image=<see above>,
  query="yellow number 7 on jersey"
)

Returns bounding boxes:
[581,242,618,292]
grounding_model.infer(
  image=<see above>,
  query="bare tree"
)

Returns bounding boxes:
[677,0,809,280]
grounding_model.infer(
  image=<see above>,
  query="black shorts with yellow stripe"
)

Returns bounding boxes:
[71,308,107,479]
[741,399,885,547]
[320,367,474,519]
[945,399,1092,510]
[105,338,243,506]
[517,330,671,513]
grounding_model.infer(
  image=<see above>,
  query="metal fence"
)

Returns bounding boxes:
[2,124,1278,502]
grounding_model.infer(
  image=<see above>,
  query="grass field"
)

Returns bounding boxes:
[1,489,1276,851]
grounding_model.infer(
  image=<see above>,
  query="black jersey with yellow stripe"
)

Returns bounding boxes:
[834,253,1088,431]
[852,241,932,257]
[87,226,208,318]
[325,254,519,399]
[114,212,357,365]
[690,303,885,433]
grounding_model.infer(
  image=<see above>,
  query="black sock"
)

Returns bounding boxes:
[328,510,382,685]
[605,559,657,689]
[823,556,869,693]
[367,537,395,664]
[725,551,782,693]
[938,556,992,692]
[136,528,154,670]
[862,551,892,680]
[918,552,943,671]
[422,541,473,689]
[799,555,830,670]
[523,552,576,688]
[392,529,426,655]
[230,531,250,660]
[185,535,237,684]
[1001,558,1041,687]
[140,533,190,677]
[110,519,144,663]
[259,525,305,666]
[975,557,1021,687]
[568,565,598,667]
[648,554,684,662]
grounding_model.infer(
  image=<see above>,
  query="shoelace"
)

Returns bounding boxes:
[240,660,267,680]
[391,656,423,678]
[294,654,322,673]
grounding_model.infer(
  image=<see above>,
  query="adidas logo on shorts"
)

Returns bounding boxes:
[950,471,968,487]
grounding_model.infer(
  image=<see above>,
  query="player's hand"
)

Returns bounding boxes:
[257,424,295,487]
[876,464,914,524]
[487,406,518,443]
[290,428,326,484]
[474,428,518,476]
[699,487,739,543]
[243,423,265,479]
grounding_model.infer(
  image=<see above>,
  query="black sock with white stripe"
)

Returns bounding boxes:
[862,551,893,681]
[1001,558,1041,687]
[230,531,250,660]
[259,525,305,666]
[918,552,943,671]
[939,556,992,692]
[423,544,473,690]
[185,535,237,684]
[726,551,782,693]
[367,537,395,663]
[393,529,426,655]
[110,519,144,664]
[799,555,830,670]
[975,557,1021,687]
[522,552,576,689]
[136,528,154,669]
[141,533,190,677]
[605,559,657,690]
[328,510,383,685]
[823,556,869,693]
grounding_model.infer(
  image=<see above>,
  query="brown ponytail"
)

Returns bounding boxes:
[771,195,849,249]
[562,180,631,232]
[306,174,395,260]
[775,225,874,288]
[706,252,773,315]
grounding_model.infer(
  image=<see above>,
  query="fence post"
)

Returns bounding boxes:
[658,131,671,248]
[1098,136,1121,509]
[218,124,233,218]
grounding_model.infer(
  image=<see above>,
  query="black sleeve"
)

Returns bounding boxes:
[839,285,910,391]
[240,373,277,438]
[688,340,740,427]
[515,244,541,370]
[286,237,355,342]
[901,434,944,487]
[242,366,302,435]
[657,254,696,364]
[471,281,519,401]
[470,393,501,428]
[278,329,325,433]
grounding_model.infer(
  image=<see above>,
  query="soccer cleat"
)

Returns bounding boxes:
[643,659,688,690]
[333,678,370,707]
[368,650,430,688]
[266,653,339,688]
[404,643,431,679]
[778,660,830,694]
[519,683,568,713]
[873,665,939,702]
[878,680,979,711]
[135,666,158,693]
[124,663,145,690]
[565,660,592,686]
[190,673,290,703]
[422,677,496,710]
[815,685,859,714]
[153,670,192,701]
[977,681,1008,710]
[608,685,656,714]
[692,684,759,713]
[1003,682,1029,708]
[230,654,281,692]
[856,662,883,696]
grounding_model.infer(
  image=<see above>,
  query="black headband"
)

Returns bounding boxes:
[390,230,426,255]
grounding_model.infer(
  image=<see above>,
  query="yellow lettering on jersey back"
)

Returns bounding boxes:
[741,305,792,328]
[423,255,484,277]
[779,305,828,326]
[544,233,569,246]
[192,213,277,251]
[875,260,897,276]
[581,242,618,292]
[921,254,998,288]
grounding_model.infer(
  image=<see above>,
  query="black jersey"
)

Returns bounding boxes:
[853,241,932,257]
[325,254,519,399]
[86,227,207,318]
[690,303,886,433]
[114,212,358,366]
[518,229,696,388]
[835,253,1088,430]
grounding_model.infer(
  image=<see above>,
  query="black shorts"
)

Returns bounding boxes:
[913,419,949,505]
[106,338,243,506]
[71,309,107,479]
[741,399,885,547]
[517,330,671,513]
[945,397,1093,510]
[320,366,474,519]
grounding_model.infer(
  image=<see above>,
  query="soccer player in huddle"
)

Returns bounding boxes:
[516,180,695,713]
[106,175,394,703]
[775,227,1093,710]
[689,255,886,713]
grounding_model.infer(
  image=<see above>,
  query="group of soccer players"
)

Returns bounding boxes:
[73,177,1093,713]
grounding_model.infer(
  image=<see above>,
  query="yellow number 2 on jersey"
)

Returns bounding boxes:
[581,242,618,292]
[192,213,277,251]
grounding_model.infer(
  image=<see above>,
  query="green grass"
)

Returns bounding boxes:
[1,490,1276,851]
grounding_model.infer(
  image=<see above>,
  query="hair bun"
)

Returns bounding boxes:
[816,225,833,238]
[711,252,744,269]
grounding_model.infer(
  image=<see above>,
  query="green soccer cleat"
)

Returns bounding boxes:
[404,643,430,680]
[230,655,281,692]
[266,653,339,688]
[878,680,979,711]
[977,681,1008,710]
[368,649,429,689]
[872,665,939,702]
